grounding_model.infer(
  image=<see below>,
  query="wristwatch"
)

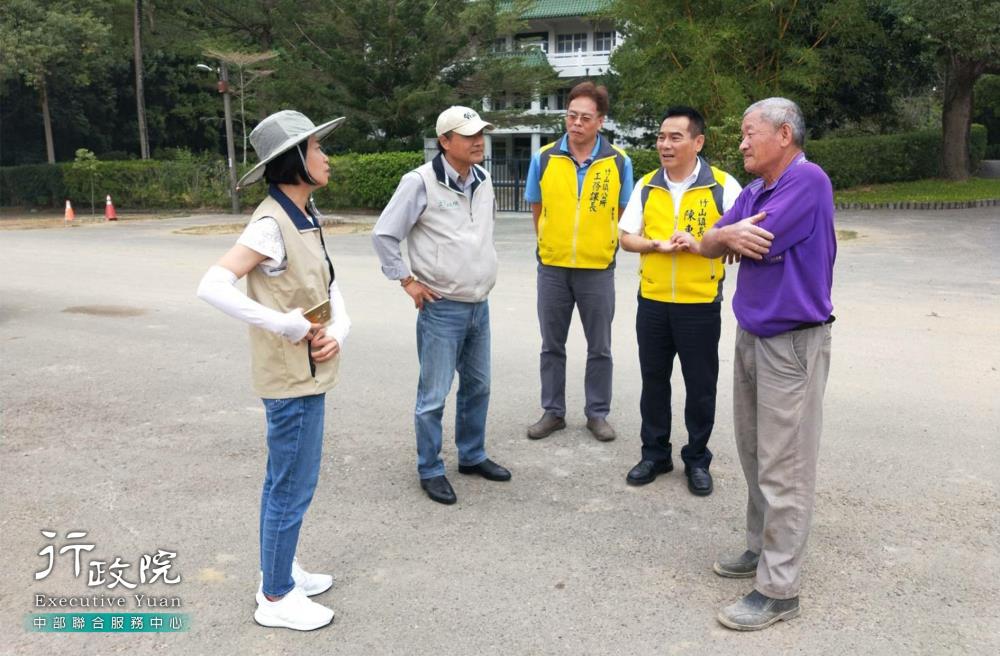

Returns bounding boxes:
[400,275,415,287]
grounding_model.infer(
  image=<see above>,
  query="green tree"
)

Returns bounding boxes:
[609,0,931,143]
[0,0,111,163]
[898,0,1000,179]
[164,0,556,152]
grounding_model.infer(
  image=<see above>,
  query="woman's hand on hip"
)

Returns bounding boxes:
[310,329,340,362]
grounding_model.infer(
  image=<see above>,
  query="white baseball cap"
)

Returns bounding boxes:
[435,106,494,136]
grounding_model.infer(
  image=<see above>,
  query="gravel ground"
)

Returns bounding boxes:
[1,207,998,656]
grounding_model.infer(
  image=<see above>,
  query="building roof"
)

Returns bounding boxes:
[499,0,612,20]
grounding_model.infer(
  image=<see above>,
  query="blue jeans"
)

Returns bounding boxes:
[259,394,325,597]
[414,299,491,479]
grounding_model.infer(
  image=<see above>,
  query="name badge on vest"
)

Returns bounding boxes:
[437,199,461,210]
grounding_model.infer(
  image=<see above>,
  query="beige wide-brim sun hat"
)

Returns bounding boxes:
[237,110,346,189]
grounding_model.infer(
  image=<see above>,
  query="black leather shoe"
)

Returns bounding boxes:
[458,458,511,481]
[420,475,457,505]
[626,459,674,486]
[686,467,713,496]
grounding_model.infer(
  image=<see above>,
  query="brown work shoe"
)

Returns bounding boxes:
[527,412,566,439]
[585,417,616,442]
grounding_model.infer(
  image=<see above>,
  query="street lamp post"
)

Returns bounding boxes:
[197,62,240,214]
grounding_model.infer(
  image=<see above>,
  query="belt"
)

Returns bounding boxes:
[789,315,836,332]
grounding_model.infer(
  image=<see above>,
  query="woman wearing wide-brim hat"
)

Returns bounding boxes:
[197,110,348,631]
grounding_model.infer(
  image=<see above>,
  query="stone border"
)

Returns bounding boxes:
[835,199,1000,210]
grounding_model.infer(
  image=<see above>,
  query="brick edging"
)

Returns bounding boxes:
[834,199,1000,210]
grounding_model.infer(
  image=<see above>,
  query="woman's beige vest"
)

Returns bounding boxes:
[245,195,339,398]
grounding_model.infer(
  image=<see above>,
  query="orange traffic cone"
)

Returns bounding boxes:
[64,200,75,224]
[104,194,118,221]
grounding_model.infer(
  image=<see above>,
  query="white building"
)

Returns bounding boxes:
[486,0,620,161]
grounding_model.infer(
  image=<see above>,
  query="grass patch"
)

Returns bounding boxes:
[835,178,1000,204]
[174,221,374,236]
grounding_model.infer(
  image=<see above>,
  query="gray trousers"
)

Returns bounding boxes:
[537,264,615,418]
[733,324,832,599]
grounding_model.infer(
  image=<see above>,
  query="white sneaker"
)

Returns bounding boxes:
[253,586,334,631]
[257,558,334,604]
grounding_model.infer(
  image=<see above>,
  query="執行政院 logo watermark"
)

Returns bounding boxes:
[26,529,189,634]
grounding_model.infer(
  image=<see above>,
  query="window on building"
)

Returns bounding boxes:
[493,38,509,52]
[594,31,615,52]
[508,94,530,111]
[556,33,587,54]
[515,32,549,53]
[555,88,572,110]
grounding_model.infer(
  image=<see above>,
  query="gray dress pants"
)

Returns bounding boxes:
[536,263,615,419]
[733,324,832,599]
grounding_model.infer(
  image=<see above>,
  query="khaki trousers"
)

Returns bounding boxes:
[733,324,832,599]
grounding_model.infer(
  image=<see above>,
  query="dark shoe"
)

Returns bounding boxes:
[419,475,456,505]
[713,550,760,578]
[626,459,674,486]
[527,412,566,439]
[458,458,511,481]
[585,417,617,442]
[717,590,800,631]
[686,466,713,496]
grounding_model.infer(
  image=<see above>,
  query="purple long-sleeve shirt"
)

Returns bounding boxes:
[715,154,836,337]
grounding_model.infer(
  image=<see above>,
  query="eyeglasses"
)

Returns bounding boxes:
[566,111,597,124]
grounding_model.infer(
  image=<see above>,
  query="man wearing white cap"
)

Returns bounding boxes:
[372,106,511,505]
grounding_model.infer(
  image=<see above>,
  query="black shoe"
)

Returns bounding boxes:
[717,590,800,631]
[686,466,713,496]
[458,458,511,482]
[420,475,456,505]
[713,549,759,578]
[626,459,674,486]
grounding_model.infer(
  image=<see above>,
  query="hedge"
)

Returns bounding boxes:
[0,127,988,209]
[624,124,988,189]
[0,151,423,211]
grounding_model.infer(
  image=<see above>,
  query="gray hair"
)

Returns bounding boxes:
[744,97,806,147]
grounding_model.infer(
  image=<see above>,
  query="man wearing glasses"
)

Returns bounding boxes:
[523,81,634,443]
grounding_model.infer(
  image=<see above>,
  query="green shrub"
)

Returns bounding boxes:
[808,124,988,188]
[627,149,659,181]
[970,124,988,168]
[317,151,424,209]
[1,153,423,210]
[622,125,988,189]
[4,127,984,209]
[0,164,67,207]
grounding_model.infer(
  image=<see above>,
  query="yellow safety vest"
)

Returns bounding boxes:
[638,160,729,303]
[537,138,627,269]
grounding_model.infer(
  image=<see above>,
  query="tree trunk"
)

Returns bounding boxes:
[134,0,150,159]
[941,55,979,181]
[40,79,55,164]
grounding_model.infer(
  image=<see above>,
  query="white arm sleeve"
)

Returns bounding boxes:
[196,265,311,342]
[326,280,351,349]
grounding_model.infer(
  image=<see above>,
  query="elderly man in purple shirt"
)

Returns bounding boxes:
[674,97,836,631]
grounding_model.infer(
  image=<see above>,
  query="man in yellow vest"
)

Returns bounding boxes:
[619,106,742,495]
[524,81,633,442]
